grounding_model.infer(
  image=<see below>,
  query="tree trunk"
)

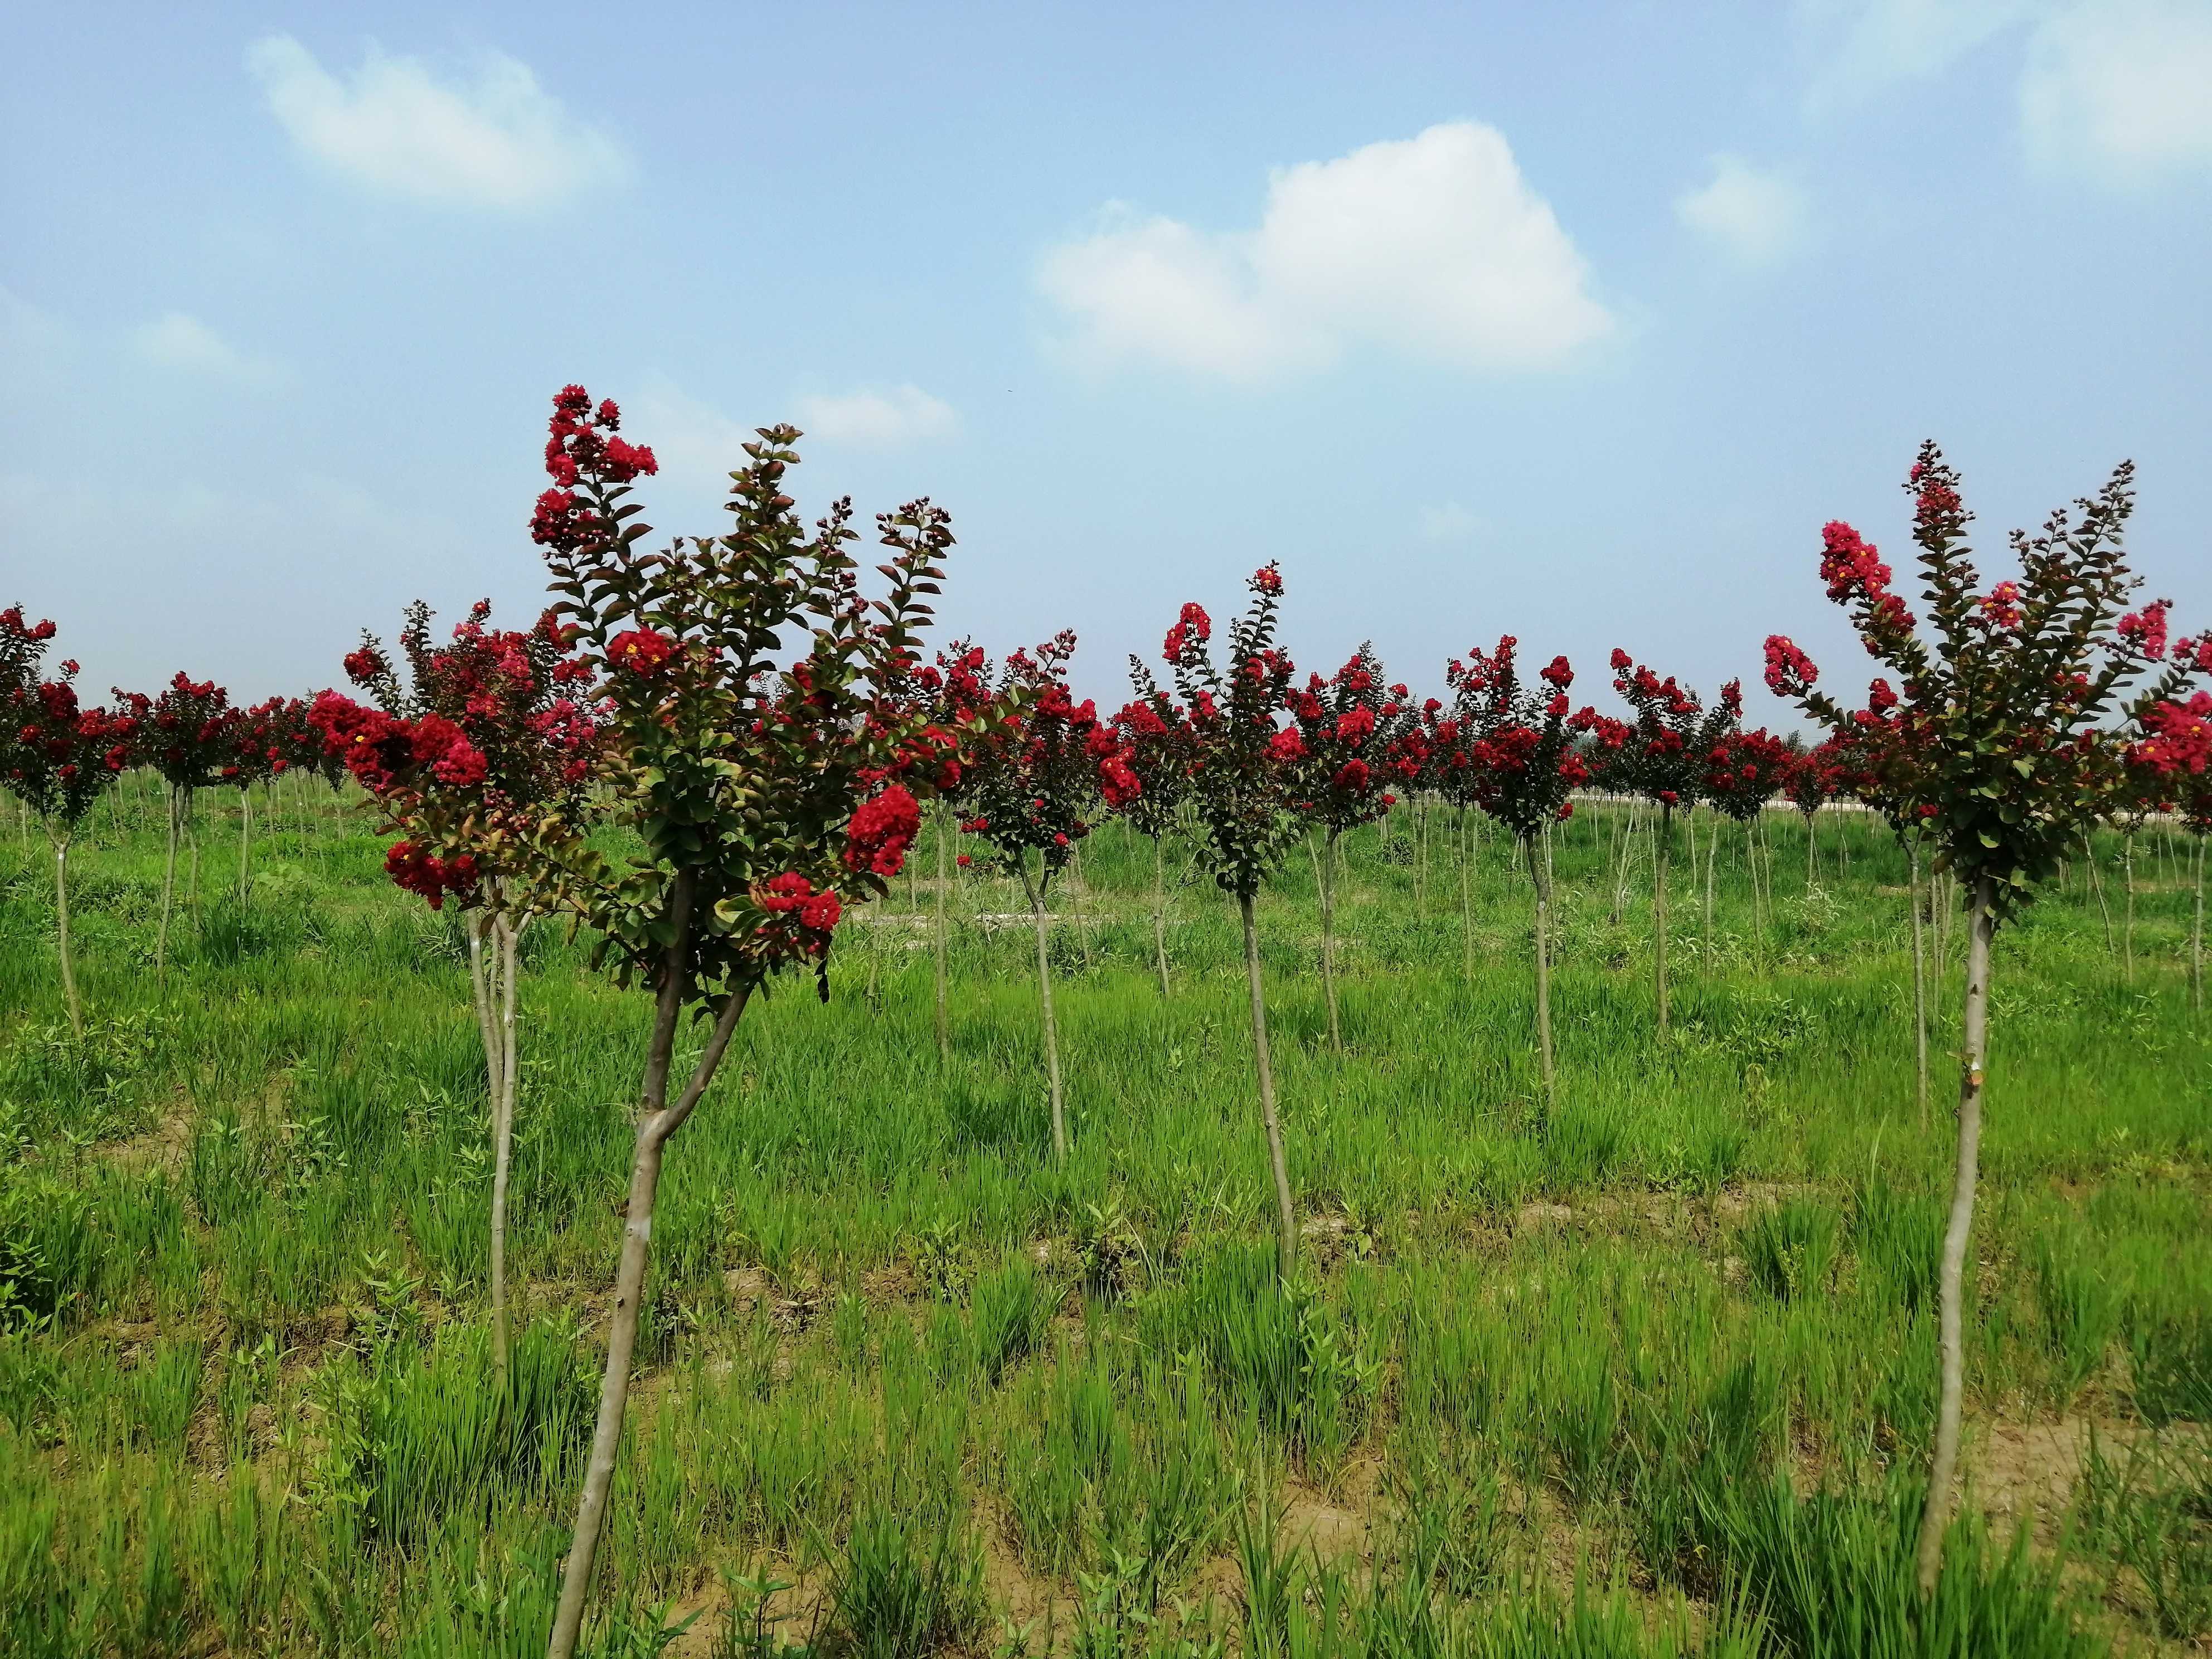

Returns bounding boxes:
[492,915,522,1390]
[2122,832,2137,985]
[2192,835,2205,1019]
[1804,811,1817,889]
[933,804,951,1058]
[1909,839,1930,1131]
[465,913,507,1383]
[1458,809,1474,983]
[54,835,83,1038]
[1525,833,1555,1113]
[1238,890,1297,1286]
[1702,811,1719,949]
[2087,834,2114,954]
[1916,876,1994,1596]
[1151,835,1172,999]
[1068,843,1094,973]
[1019,861,1068,1163]
[1653,803,1672,1035]
[549,891,746,1659]
[1318,828,1342,1051]
[236,788,251,906]
[157,785,182,990]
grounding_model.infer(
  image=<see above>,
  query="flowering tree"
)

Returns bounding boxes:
[1159,565,1306,1283]
[1763,444,2209,1593]
[1608,653,1740,1033]
[1427,675,1492,980]
[223,697,289,905]
[521,386,971,1656]
[1284,646,1400,1049]
[899,641,992,1056]
[113,672,234,983]
[1701,721,1791,945]
[2132,691,2212,1013]
[1111,682,1199,997]
[1781,735,1846,889]
[309,598,599,1387]
[0,610,135,1036]
[1453,637,1590,1103]
[956,633,1130,1163]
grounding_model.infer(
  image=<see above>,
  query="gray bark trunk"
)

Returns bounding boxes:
[1238,890,1298,1286]
[1915,875,1995,1597]
[158,785,181,989]
[1525,833,1554,1112]
[1318,830,1341,1051]
[1020,861,1068,1163]
[933,803,950,1058]
[1653,803,1671,1035]
[54,836,82,1038]
[1151,836,1171,999]
[1909,838,1930,1131]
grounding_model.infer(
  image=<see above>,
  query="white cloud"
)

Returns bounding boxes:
[1039,122,1612,380]
[625,378,757,494]
[1675,156,1813,266]
[246,33,629,211]
[2020,0,2212,182]
[1798,0,2035,105]
[793,384,960,448]
[1,287,72,360]
[132,312,285,384]
[1418,502,1482,542]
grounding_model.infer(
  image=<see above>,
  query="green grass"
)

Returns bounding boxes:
[0,776,2208,1654]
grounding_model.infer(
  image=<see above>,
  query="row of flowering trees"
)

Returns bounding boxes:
[8,391,2209,1637]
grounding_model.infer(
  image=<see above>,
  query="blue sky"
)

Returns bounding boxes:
[4,1,2208,724]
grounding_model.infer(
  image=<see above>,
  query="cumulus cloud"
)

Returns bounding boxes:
[625,378,758,493]
[132,313,285,384]
[246,33,629,211]
[1675,156,1813,266]
[793,385,960,448]
[1798,0,2034,105]
[2021,0,2212,181]
[1039,122,1612,379]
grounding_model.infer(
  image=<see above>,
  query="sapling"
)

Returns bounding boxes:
[1765,442,2208,1594]
[520,386,972,1657]
[1284,646,1403,1049]
[1452,636,1594,1108]
[955,633,1132,1162]
[311,596,600,1390]
[0,609,135,1037]
[1606,653,1739,1034]
[1782,736,1844,890]
[110,673,231,987]
[1153,566,1307,1283]
[1701,724,1791,951]
[1110,684,1198,998]
[2133,690,2211,1015]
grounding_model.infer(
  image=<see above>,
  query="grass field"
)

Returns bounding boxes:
[2,776,2208,1657]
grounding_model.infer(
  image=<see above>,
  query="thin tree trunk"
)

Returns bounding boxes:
[2087,834,2114,954]
[1805,811,1817,889]
[1019,861,1068,1163]
[2122,832,2137,985]
[1916,876,1995,1597]
[2192,835,2205,1019]
[1653,802,1672,1035]
[932,803,950,1058]
[492,914,522,1390]
[1458,808,1473,982]
[1069,843,1094,973]
[465,913,506,1379]
[54,835,83,1038]
[1151,835,1171,999]
[157,784,182,990]
[1237,890,1297,1286]
[549,882,750,1659]
[1703,811,1719,948]
[1908,838,1930,1131]
[1525,833,1554,1113]
[1318,829,1342,1051]
[236,789,251,906]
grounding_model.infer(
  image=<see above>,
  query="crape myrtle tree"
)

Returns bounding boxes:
[1112,679,1199,998]
[1284,645,1400,1049]
[114,672,234,985]
[522,386,971,1657]
[2132,689,2212,1014]
[1781,735,1846,889]
[1701,722,1791,947]
[0,610,135,1036]
[309,598,600,1388]
[1764,443,2209,1595]
[1608,652,1740,1034]
[1454,636,1592,1105]
[957,632,1136,1163]
[224,697,286,905]
[902,639,993,1056]
[1159,565,1307,1284]
[1427,675,1490,981]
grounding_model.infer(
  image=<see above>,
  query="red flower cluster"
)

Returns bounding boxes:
[609,629,678,677]
[1163,602,1212,664]
[530,386,659,556]
[2133,692,2212,778]
[2118,601,2170,661]
[1763,636,1818,697]
[758,871,843,954]
[386,841,480,910]
[845,783,921,878]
